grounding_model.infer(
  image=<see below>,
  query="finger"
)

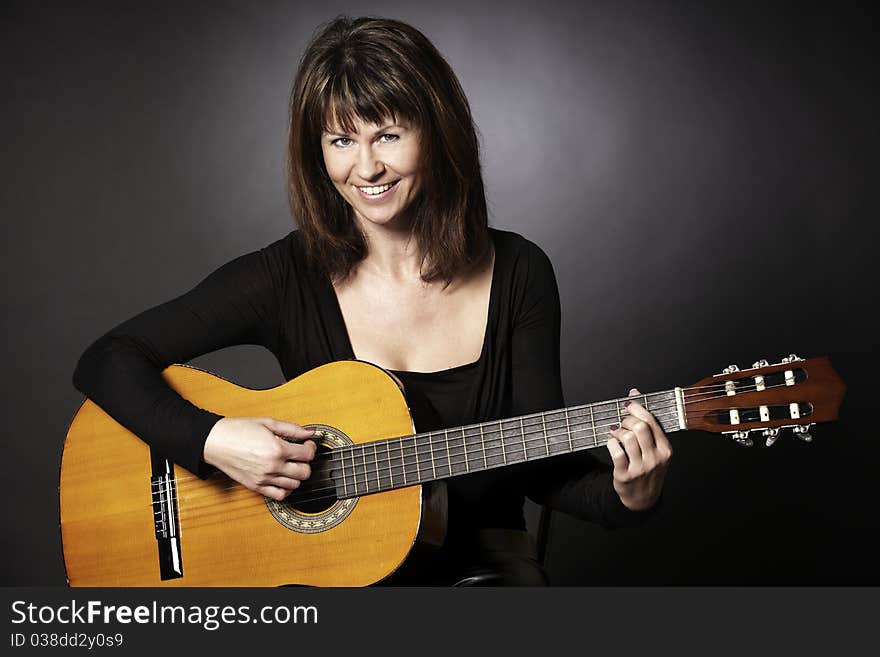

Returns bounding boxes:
[624,398,663,435]
[273,460,312,481]
[256,484,295,501]
[284,439,317,462]
[606,436,629,474]
[620,415,657,459]
[261,418,316,439]
[261,474,305,490]
[269,438,316,464]
[629,388,641,397]
[624,402,673,458]
[611,425,643,470]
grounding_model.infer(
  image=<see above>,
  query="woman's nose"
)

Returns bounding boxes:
[357,146,384,180]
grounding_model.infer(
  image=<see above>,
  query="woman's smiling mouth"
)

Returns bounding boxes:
[355,180,400,200]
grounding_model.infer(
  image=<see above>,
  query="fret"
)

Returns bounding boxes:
[385,440,394,488]
[501,419,525,463]
[649,391,679,434]
[541,413,549,456]
[413,432,421,481]
[564,407,573,452]
[464,427,485,472]
[339,450,348,497]
[566,406,592,449]
[427,432,437,479]
[382,441,394,490]
[415,434,433,481]
[482,422,506,469]
[594,401,617,441]
[462,428,470,473]
[441,430,453,478]
[479,424,488,469]
[401,436,419,484]
[589,404,597,446]
[545,410,570,455]
[349,445,359,495]
[360,444,372,494]
[499,422,507,465]
[523,416,546,460]
[399,437,407,485]
[388,439,406,488]
[373,443,385,491]
[362,444,372,493]
[448,428,467,476]
[520,417,527,457]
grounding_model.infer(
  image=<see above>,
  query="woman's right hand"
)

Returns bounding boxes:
[202,417,317,500]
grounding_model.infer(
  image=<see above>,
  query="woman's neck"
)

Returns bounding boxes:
[355,215,426,282]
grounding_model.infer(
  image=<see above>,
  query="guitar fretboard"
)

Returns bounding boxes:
[329,389,681,498]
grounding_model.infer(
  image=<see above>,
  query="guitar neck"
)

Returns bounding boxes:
[330,389,683,498]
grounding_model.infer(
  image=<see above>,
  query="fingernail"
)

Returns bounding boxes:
[624,401,631,407]
[610,424,619,431]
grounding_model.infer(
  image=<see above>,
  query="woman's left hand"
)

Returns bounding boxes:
[607,388,673,511]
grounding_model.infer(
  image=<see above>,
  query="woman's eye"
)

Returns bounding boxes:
[331,137,353,148]
[378,133,400,143]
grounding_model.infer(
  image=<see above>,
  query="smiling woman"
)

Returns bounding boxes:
[70,15,672,586]
[288,17,491,284]
[320,119,421,230]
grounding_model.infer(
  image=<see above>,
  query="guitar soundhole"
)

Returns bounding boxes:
[264,425,358,534]
[287,443,337,514]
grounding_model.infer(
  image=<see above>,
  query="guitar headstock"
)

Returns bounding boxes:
[682,355,845,446]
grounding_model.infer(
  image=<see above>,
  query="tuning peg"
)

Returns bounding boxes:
[763,427,780,447]
[730,430,753,447]
[781,354,803,364]
[792,424,813,442]
[752,359,769,369]
[722,364,740,374]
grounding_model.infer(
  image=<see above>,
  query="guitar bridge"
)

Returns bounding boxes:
[150,451,183,580]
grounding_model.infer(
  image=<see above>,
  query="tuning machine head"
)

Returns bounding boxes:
[763,427,780,447]
[730,430,754,447]
[792,424,813,442]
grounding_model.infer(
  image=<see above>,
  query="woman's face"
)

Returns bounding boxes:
[321,116,421,229]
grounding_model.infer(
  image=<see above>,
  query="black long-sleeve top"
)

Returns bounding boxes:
[73,228,648,546]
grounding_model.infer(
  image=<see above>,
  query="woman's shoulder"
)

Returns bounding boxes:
[488,227,556,277]
[218,229,319,291]
[255,229,313,271]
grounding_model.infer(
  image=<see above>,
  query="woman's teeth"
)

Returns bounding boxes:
[359,181,396,196]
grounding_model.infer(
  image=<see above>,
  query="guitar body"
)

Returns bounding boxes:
[60,360,422,587]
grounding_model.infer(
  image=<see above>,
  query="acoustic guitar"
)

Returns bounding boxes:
[59,354,845,586]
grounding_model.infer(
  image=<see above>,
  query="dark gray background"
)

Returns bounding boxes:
[2,0,876,585]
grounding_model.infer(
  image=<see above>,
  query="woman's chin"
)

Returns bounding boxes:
[354,205,416,232]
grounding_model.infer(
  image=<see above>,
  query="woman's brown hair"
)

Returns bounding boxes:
[287,16,490,283]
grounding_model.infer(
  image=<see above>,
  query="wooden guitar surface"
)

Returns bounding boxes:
[60,360,422,587]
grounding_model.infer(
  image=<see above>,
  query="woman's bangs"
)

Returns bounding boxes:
[320,70,419,134]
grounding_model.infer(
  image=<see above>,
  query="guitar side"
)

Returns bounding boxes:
[59,360,422,587]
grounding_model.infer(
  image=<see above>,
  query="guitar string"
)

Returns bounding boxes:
[171,374,801,498]
[171,381,805,507]
[174,383,812,526]
[170,409,682,518]
[171,404,684,500]
[167,378,806,504]
[166,376,794,487]
[176,398,794,519]
[169,376,786,491]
